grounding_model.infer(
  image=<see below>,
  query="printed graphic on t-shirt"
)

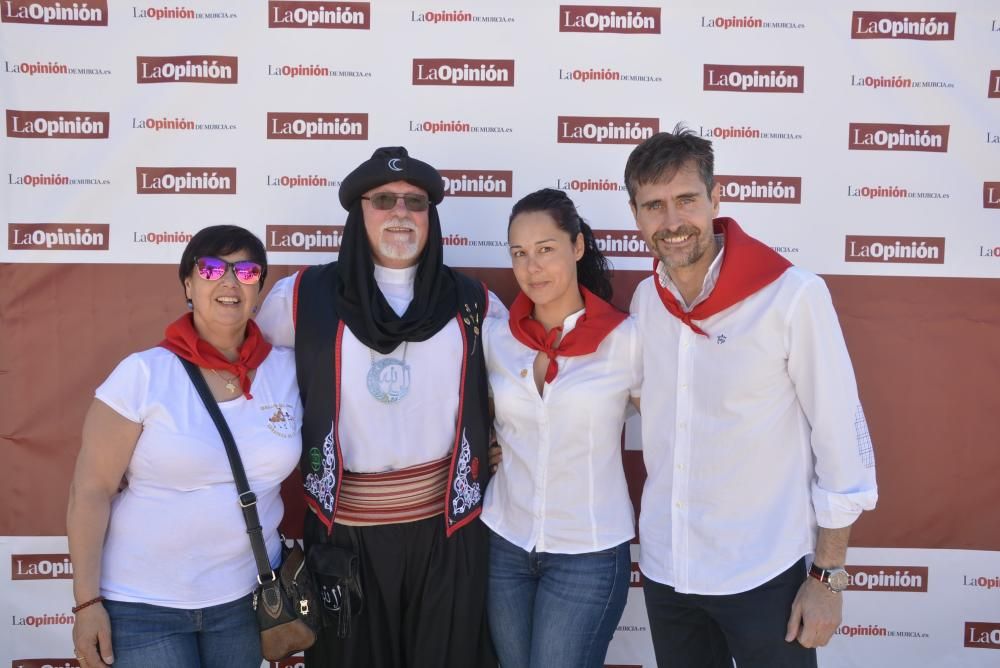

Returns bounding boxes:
[262,403,298,438]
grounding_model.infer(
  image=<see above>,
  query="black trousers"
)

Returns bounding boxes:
[304,513,496,668]
[642,557,818,668]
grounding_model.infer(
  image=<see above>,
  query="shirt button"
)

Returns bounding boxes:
[520,369,528,378]
[680,384,688,390]
[679,422,687,429]
[676,464,683,470]
[675,502,683,509]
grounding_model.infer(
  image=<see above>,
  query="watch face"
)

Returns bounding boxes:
[828,569,851,592]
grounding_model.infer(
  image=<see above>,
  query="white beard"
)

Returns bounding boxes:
[377,216,421,263]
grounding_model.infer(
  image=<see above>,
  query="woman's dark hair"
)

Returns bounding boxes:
[508,188,613,301]
[178,225,268,293]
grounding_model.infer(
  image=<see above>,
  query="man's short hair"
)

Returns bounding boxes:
[624,124,715,202]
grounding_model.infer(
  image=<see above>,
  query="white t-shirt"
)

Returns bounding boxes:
[95,346,302,608]
[256,265,506,473]
[481,310,642,554]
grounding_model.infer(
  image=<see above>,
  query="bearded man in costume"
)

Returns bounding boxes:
[626,127,878,668]
[257,146,502,667]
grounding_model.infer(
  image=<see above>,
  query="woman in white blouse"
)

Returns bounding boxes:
[481,188,642,668]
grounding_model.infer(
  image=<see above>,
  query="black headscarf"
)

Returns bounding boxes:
[333,147,459,354]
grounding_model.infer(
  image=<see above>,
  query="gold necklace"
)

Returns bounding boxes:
[210,368,239,394]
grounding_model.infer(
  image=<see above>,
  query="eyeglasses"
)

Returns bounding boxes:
[361,192,430,212]
[195,256,263,285]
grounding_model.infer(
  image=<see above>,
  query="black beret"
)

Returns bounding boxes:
[339,146,444,210]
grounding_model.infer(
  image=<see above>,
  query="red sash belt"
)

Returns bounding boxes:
[337,456,451,526]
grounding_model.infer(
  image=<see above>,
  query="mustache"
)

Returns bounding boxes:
[380,216,416,231]
[652,225,700,243]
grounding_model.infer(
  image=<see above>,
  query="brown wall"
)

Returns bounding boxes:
[1,264,998,550]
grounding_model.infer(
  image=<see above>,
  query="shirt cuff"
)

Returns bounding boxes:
[811,482,878,529]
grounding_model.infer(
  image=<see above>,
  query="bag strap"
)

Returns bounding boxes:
[176,356,276,585]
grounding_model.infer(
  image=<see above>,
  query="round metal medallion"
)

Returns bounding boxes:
[366,358,411,404]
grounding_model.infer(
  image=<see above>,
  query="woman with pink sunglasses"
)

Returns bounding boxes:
[67,225,301,667]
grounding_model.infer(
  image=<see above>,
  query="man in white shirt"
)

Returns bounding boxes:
[256,147,499,668]
[626,126,878,667]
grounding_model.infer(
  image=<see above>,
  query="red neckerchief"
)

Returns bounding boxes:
[653,217,792,336]
[508,286,627,383]
[159,313,272,399]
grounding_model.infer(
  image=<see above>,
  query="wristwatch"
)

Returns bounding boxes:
[809,564,851,593]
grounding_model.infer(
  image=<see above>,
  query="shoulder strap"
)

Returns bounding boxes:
[176,356,276,584]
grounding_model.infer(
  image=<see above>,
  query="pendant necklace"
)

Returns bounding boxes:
[211,368,239,394]
[367,341,411,404]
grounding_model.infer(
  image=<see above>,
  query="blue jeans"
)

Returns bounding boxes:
[487,530,630,668]
[103,593,262,668]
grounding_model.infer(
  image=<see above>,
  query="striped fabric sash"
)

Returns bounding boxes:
[337,455,451,526]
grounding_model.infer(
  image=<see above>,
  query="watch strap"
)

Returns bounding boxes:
[809,563,850,591]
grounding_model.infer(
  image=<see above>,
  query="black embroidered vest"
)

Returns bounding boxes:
[293,263,491,538]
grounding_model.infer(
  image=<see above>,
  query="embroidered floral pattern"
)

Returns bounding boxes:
[451,428,482,516]
[305,425,338,513]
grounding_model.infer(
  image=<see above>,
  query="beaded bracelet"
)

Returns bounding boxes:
[72,596,105,614]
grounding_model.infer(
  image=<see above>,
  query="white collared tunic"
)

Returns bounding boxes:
[631,261,878,595]
[257,265,505,472]
[480,310,642,554]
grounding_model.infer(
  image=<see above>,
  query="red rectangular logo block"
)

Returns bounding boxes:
[412,59,515,86]
[557,116,658,144]
[848,123,949,152]
[851,12,956,40]
[965,622,1000,649]
[559,5,660,34]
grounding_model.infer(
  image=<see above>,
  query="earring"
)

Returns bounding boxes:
[186,299,193,310]
[252,305,259,315]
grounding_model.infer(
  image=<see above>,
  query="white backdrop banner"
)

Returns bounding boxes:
[2,1,997,277]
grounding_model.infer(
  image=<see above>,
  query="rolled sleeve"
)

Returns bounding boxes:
[811,481,878,528]
[786,276,878,529]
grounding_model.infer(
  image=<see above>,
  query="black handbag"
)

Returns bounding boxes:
[178,357,319,660]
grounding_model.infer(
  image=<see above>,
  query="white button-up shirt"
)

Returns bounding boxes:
[631,264,878,594]
[481,310,642,554]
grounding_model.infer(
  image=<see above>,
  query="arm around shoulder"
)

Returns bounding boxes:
[256,272,299,347]
[626,314,642,412]
[485,288,509,320]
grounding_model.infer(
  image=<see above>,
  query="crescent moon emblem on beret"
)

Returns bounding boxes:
[388,158,403,171]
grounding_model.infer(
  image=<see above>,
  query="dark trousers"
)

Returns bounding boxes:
[304,513,496,668]
[642,557,818,668]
